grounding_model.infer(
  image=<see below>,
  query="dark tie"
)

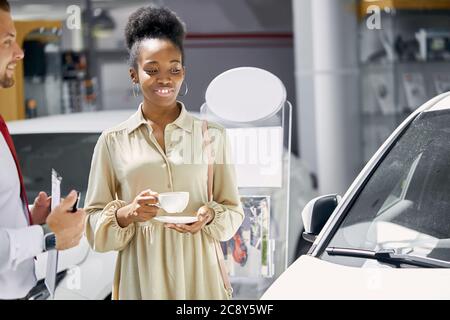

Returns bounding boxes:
[0,115,32,225]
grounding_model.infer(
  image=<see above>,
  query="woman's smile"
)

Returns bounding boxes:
[154,86,175,98]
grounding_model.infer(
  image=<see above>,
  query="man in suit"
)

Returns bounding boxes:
[0,0,86,299]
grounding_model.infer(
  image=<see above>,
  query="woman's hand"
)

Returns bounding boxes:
[116,189,159,227]
[164,205,214,234]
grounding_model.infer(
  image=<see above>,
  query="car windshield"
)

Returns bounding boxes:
[12,133,100,207]
[322,110,450,268]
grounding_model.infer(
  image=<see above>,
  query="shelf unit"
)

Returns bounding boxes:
[358,4,450,163]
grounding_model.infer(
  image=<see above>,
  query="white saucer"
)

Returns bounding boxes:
[154,216,198,224]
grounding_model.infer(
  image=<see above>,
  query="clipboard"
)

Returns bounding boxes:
[45,169,61,299]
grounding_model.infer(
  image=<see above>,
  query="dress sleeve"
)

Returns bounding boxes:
[203,128,244,241]
[84,132,135,252]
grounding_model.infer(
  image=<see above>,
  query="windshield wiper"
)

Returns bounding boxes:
[325,247,450,268]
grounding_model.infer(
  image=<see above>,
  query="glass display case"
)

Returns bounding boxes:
[359,0,450,163]
[200,67,292,299]
[23,27,63,118]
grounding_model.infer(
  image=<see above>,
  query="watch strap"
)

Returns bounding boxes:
[43,230,56,251]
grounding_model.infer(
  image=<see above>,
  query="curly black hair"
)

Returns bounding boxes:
[125,5,186,68]
[0,0,10,12]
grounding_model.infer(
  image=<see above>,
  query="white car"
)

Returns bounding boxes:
[8,110,135,300]
[262,92,450,299]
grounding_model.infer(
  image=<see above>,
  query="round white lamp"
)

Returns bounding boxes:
[205,67,286,123]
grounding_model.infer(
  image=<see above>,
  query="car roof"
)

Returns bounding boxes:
[7,110,136,134]
[425,92,450,112]
[387,91,450,120]
[7,109,202,134]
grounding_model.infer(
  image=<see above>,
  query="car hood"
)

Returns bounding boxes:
[35,237,90,281]
[261,255,450,299]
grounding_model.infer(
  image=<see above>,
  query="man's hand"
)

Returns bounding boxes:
[164,205,214,234]
[31,192,51,225]
[46,190,86,250]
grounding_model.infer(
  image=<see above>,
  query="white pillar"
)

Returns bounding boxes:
[293,0,361,195]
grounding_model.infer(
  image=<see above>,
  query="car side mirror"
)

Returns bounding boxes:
[302,194,341,243]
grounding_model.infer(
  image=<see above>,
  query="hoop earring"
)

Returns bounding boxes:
[132,83,140,97]
[178,81,188,97]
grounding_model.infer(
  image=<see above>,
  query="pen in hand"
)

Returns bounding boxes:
[70,191,81,213]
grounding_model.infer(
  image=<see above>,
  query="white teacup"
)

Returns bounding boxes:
[157,192,189,214]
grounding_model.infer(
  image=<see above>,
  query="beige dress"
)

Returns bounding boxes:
[84,102,244,300]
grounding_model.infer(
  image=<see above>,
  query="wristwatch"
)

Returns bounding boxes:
[41,224,56,252]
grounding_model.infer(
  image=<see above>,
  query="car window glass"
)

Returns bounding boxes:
[12,133,100,207]
[322,111,450,267]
